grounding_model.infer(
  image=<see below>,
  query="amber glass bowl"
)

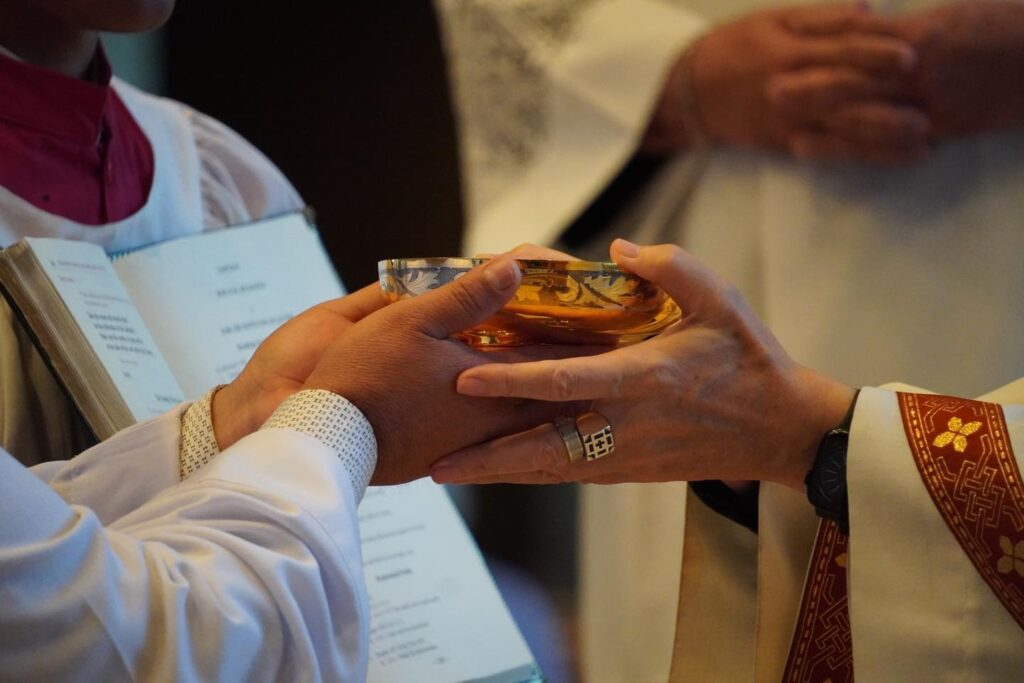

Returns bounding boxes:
[378,257,681,347]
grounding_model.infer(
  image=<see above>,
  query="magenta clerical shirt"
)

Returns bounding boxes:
[0,45,154,225]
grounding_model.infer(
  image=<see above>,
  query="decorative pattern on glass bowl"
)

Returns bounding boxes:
[379,257,681,347]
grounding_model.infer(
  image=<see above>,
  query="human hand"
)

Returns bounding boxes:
[212,284,386,449]
[767,6,931,163]
[647,4,928,164]
[430,240,856,491]
[893,1,1024,137]
[302,257,603,485]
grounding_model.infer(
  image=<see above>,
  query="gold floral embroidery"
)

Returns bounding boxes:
[998,536,1024,578]
[932,416,983,453]
[514,284,544,303]
[835,553,848,569]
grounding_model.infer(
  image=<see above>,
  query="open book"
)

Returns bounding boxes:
[0,213,543,683]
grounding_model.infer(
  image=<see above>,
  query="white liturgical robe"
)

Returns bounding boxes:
[672,379,1024,681]
[435,2,1024,680]
[0,402,371,682]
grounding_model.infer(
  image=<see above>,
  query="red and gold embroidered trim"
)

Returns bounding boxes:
[898,392,1024,630]
[782,520,854,683]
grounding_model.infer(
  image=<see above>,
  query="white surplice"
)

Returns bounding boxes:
[436,2,1024,680]
[0,78,303,466]
[1,405,369,682]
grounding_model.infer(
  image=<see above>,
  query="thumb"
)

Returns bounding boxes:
[403,256,521,339]
[609,239,734,318]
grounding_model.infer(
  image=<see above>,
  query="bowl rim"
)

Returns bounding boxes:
[378,257,627,273]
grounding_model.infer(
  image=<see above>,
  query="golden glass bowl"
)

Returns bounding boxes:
[378,257,681,347]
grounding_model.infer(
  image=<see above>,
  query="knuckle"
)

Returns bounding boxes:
[648,243,687,274]
[537,434,568,469]
[715,280,752,318]
[718,279,744,306]
[606,367,627,399]
[649,354,682,391]
[447,279,487,320]
[499,369,519,397]
[550,365,579,401]
[665,243,688,263]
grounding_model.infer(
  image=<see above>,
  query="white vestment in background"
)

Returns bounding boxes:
[0,78,302,465]
[435,1,1024,680]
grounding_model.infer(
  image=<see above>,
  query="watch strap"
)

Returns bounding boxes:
[805,390,860,535]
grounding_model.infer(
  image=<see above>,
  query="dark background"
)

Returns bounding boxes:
[166,2,463,288]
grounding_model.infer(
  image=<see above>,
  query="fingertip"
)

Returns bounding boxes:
[481,256,520,292]
[430,464,462,484]
[456,374,489,396]
[610,238,640,260]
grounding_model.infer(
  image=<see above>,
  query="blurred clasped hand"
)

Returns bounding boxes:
[431,239,856,491]
[892,0,1024,138]
[645,3,931,165]
[646,1,1024,164]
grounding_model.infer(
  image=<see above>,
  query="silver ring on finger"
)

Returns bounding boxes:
[554,416,585,463]
[576,411,615,461]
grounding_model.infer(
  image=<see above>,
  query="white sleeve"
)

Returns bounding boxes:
[0,424,370,682]
[29,404,189,526]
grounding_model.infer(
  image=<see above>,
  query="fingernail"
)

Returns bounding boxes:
[482,258,517,291]
[457,375,488,396]
[612,238,639,258]
[431,465,462,484]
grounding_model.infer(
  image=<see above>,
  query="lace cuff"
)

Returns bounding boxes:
[180,388,378,497]
[179,388,220,480]
[262,389,377,499]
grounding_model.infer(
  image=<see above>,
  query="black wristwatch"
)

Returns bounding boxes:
[805,390,860,536]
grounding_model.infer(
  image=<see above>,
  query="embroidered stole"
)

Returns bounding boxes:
[781,393,1024,682]
[897,393,1024,627]
[781,520,853,683]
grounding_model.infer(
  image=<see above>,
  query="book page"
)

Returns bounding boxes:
[25,238,185,420]
[361,480,540,683]
[112,214,344,399]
